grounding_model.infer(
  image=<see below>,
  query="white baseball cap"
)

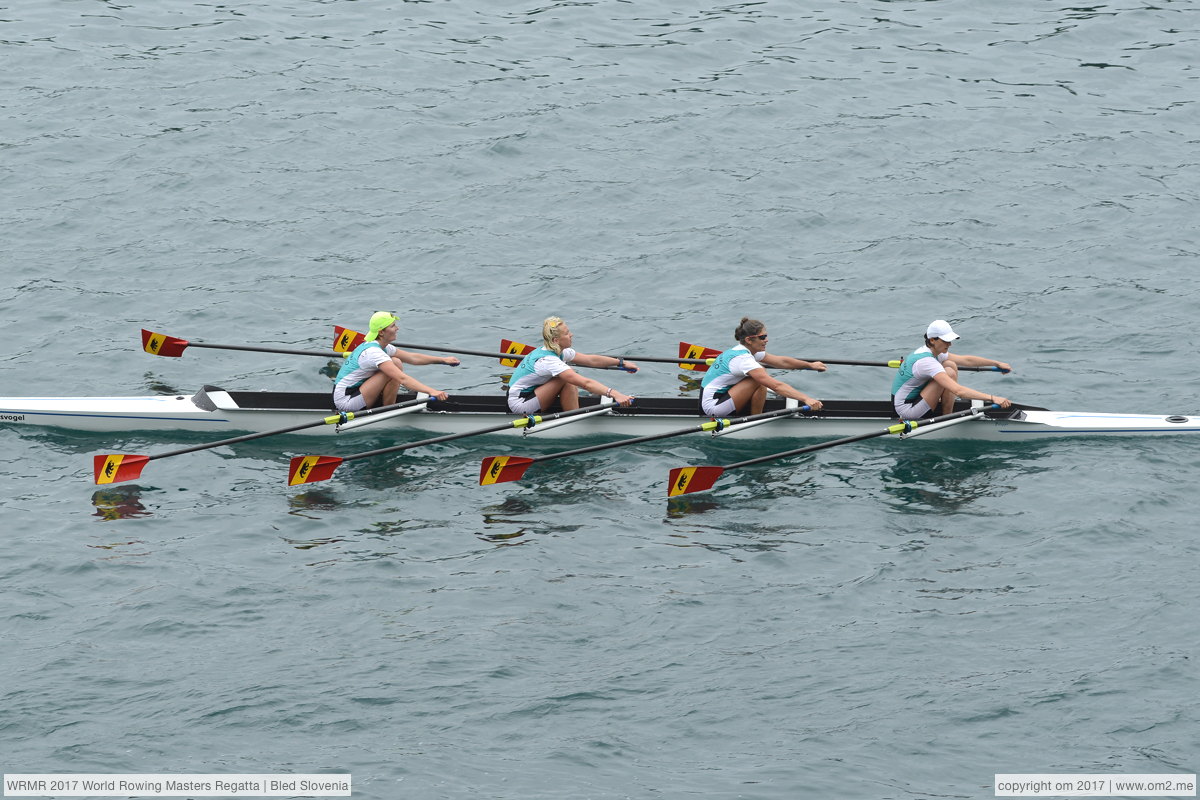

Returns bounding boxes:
[926,319,960,341]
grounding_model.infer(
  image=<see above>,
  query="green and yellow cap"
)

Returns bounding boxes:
[366,311,399,341]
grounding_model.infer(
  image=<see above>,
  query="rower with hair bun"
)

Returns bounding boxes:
[700,318,825,417]
[506,316,637,413]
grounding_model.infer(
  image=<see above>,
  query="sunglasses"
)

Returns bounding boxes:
[745,334,768,342]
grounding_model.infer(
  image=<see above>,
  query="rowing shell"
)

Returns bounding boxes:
[2,385,1198,441]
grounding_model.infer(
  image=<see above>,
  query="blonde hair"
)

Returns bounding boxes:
[542,316,567,355]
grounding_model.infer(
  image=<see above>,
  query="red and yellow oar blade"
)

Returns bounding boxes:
[678,341,719,372]
[667,465,726,497]
[94,454,151,485]
[333,326,366,353]
[499,339,534,367]
[479,456,535,485]
[288,455,344,485]
[141,329,189,358]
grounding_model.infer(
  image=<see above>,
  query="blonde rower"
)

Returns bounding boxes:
[506,317,636,413]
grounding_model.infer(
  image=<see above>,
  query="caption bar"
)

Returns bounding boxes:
[4,775,351,797]
[996,774,1196,797]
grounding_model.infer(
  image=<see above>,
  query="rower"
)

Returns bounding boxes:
[700,318,824,416]
[332,312,458,412]
[891,319,1013,420]
[506,317,636,413]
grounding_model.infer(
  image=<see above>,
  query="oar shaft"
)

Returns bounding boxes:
[723,407,987,471]
[392,342,514,360]
[149,398,430,461]
[188,341,344,359]
[613,354,710,365]
[790,358,998,370]
[525,407,803,466]
[340,404,615,463]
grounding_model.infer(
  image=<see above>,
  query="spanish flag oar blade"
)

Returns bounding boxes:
[94,454,151,485]
[142,329,190,357]
[479,456,535,485]
[500,339,535,367]
[288,455,345,486]
[678,342,719,372]
[333,326,367,353]
[668,466,725,497]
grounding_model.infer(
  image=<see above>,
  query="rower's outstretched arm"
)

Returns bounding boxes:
[761,354,827,372]
[393,350,460,367]
[571,352,640,372]
[949,353,1012,372]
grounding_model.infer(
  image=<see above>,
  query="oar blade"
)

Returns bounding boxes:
[333,326,366,353]
[479,456,535,485]
[667,465,725,497]
[288,455,344,485]
[678,342,719,372]
[141,329,189,358]
[499,339,534,367]
[94,454,150,485]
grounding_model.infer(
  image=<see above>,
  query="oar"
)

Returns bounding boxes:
[666,405,995,497]
[502,338,706,371]
[142,329,345,360]
[93,397,431,485]
[676,341,1010,372]
[478,406,810,485]
[287,402,622,486]
[333,326,522,362]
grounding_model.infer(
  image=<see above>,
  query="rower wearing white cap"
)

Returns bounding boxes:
[891,320,1013,421]
[332,311,459,411]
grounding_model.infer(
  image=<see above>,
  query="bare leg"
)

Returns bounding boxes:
[356,371,396,409]
[726,378,766,415]
[532,376,572,412]
[939,362,960,413]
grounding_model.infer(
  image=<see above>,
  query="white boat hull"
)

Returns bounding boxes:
[2,387,1198,441]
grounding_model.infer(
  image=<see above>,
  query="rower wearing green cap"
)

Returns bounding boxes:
[333,312,459,411]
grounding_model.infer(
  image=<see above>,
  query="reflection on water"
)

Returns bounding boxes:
[878,441,1052,513]
[665,496,722,517]
[287,488,343,515]
[91,486,152,520]
[281,536,346,550]
[141,373,182,395]
[316,360,341,381]
[676,373,702,395]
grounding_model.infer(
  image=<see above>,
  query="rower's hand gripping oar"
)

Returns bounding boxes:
[287,402,625,486]
[667,405,998,497]
[478,405,812,486]
[93,397,432,485]
[143,329,346,360]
